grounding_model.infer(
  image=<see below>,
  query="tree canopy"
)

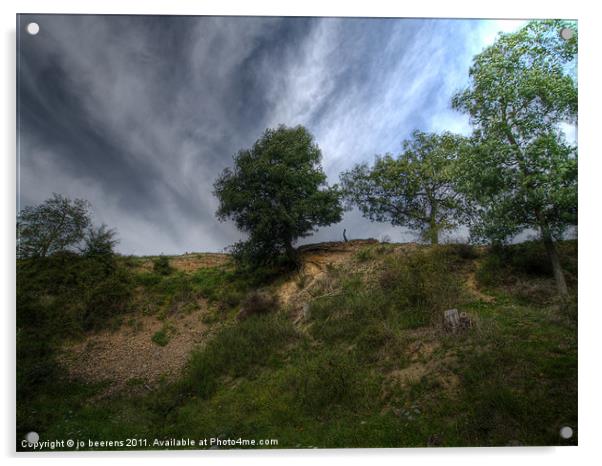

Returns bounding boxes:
[17,194,119,259]
[213,125,343,267]
[17,194,91,259]
[452,20,577,296]
[341,130,465,244]
[81,224,119,258]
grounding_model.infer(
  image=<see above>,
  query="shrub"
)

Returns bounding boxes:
[446,242,480,260]
[17,253,133,334]
[158,274,194,301]
[82,266,132,330]
[309,247,464,348]
[153,255,172,275]
[476,241,571,290]
[135,272,162,287]
[16,328,58,400]
[237,291,277,321]
[193,267,250,309]
[180,313,297,398]
[288,350,367,415]
[151,327,170,346]
[354,322,400,364]
[381,248,464,324]
[81,224,118,257]
[508,243,553,277]
[355,247,374,262]
[309,278,390,344]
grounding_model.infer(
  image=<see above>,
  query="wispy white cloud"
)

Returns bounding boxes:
[259,19,530,243]
[19,16,534,251]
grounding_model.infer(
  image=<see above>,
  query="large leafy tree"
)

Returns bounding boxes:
[213,125,343,267]
[341,130,465,244]
[17,193,91,259]
[452,20,577,297]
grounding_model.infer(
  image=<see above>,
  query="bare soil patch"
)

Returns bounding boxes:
[466,262,496,303]
[386,337,460,394]
[59,305,210,395]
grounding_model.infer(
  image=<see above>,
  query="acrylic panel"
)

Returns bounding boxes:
[16,14,578,451]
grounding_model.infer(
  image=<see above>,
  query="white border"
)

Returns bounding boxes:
[2,1,600,465]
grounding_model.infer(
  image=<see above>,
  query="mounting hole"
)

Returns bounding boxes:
[25,431,39,444]
[560,27,574,41]
[26,22,40,35]
[559,426,573,439]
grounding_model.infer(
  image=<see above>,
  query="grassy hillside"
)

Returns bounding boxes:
[16,240,577,449]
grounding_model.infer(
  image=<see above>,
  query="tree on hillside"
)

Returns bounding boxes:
[340,130,466,245]
[451,20,577,297]
[17,194,120,260]
[81,224,119,257]
[17,194,91,259]
[213,125,343,267]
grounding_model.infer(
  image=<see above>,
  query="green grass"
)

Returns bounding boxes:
[17,241,578,449]
[176,313,298,398]
[151,327,170,346]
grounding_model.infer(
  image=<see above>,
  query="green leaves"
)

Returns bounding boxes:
[17,194,92,259]
[17,194,121,259]
[214,125,343,267]
[452,20,577,244]
[341,130,466,244]
[453,20,577,145]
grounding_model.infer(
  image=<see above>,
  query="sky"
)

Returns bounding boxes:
[17,15,528,255]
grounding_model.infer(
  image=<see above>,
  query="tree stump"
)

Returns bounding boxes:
[443,308,472,332]
[458,311,473,330]
[302,302,311,321]
[443,308,461,332]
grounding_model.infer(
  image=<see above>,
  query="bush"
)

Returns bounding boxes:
[180,313,297,398]
[82,224,118,257]
[193,268,235,301]
[446,242,480,260]
[309,276,389,344]
[309,247,464,347]
[17,253,133,334]
[151,327,170,346]
[288,350,367,415]
[354,322,400,364]
[157,274,194,301]
[355,247,374,262]
[135,272,162,287]
[486,242,552,277]
[215,289,244,311]
[153,255,172,275]
[16,328,58,400]
[82,266,132,330]
[381,248,463,324]
[16,251,134,440]
[191,267,251,310]
[510,243,553,276]
[476,241,565,289]
[237,291,277,320]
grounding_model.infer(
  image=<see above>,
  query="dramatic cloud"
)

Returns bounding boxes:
[17,15,525,254]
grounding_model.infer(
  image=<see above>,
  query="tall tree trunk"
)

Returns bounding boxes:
[502,107,569,299]
[540,222,569,298]
[428,208,439,245]
[284,241,298,266]
[429,225,439,245]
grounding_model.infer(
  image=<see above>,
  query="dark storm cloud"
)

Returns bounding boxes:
[17,14,525,254]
